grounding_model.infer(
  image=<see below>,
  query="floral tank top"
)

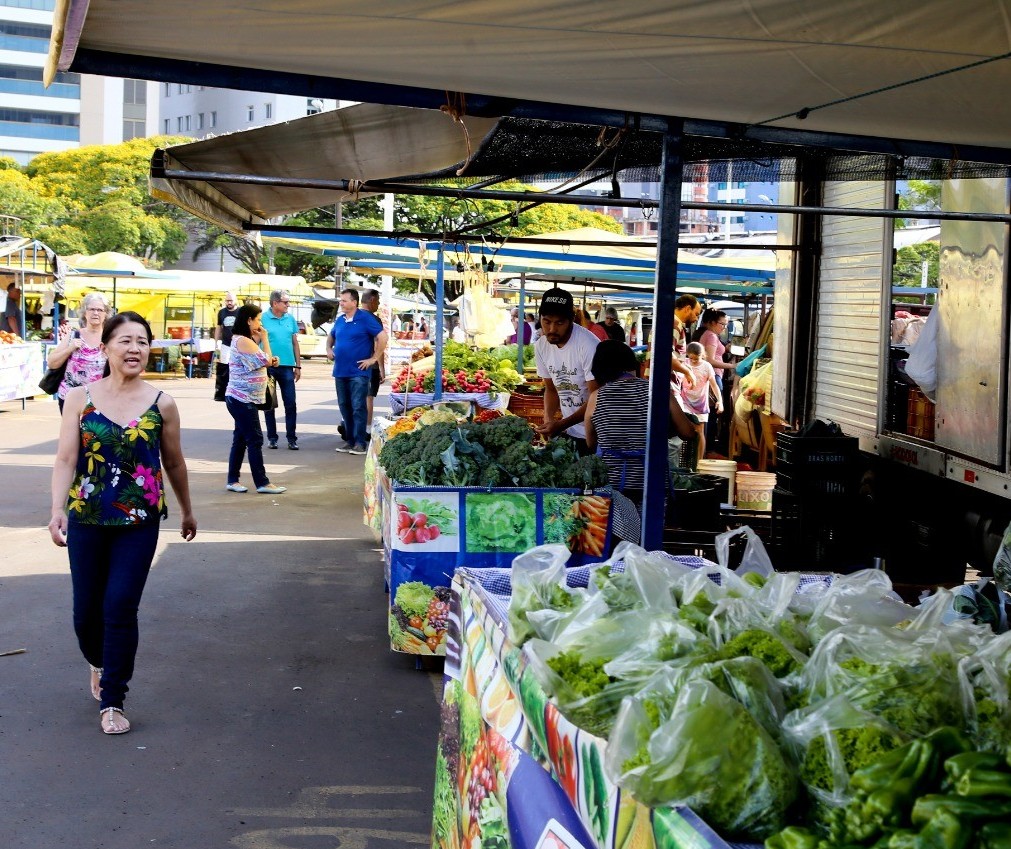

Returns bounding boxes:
[67,387,168,526]
[58,336,107,399]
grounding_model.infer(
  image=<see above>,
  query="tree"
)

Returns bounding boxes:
[23,136,192,263]
[894,241,939,290]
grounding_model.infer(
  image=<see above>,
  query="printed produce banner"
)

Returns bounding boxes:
[363,420,393,540]
[387,487,613,655]
[0,342,44,402]
[432,570,733,849]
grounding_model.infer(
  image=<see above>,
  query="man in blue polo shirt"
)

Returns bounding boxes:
[262,289,302,450]
[327,288,386,455]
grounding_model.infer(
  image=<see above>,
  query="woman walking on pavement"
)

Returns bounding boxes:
[224,304,287,495]
[46,292,110,413]
[49,311,197,735]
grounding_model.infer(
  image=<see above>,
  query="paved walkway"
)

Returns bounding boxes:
[0,360,442,848]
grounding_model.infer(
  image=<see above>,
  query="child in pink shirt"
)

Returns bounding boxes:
[680,342,723,463]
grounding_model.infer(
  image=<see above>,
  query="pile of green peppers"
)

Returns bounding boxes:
[766,728,1011,849]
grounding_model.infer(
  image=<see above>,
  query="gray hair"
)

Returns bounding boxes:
[79,292,110,326]
[270,289,288,305]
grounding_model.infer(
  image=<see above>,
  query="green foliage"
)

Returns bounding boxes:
[894,241,939,291]
[719,629,803,678]
[33,224,88,256]
[393,581,433,619]
[801,725,905,795]
[547,650,613,699]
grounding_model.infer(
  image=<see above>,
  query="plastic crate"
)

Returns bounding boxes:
[769,487,861,570]
[775,431,859,467]
[906,387,935,440]
[775,463,855,498]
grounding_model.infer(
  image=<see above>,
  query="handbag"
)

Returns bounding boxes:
[38,331,78,395]
[255,375,278,411]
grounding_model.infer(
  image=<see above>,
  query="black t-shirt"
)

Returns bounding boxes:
[217,307,240,346]
[600,321,626,343]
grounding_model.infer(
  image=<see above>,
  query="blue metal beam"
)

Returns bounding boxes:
[641,122,684,551]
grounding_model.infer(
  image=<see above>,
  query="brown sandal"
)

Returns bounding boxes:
[100,707,130,735]
[89,665,102,701]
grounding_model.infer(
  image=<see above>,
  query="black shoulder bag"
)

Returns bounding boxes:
[38,331,78,395]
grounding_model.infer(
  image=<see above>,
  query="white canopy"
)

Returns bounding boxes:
[48,1,1011,155]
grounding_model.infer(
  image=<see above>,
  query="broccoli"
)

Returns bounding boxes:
[719,629,803,678]
[475,415,535,453]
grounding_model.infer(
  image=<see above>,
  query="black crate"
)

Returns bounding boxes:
[776,462,856,498]
[770,487,863,570]
[775,431,859,467]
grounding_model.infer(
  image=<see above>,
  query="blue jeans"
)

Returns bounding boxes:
[67,522,160,710]
[264,366,297,443]
[334,373,371,446]
[226,396,270,488]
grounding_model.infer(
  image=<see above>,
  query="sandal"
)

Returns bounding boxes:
[89,665,102,701]
[100,707,130,735]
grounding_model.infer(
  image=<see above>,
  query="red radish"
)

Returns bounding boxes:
[414,526,431,543]
[400,528,415,544]
[397,512,412,531]
[413,512,427,528]
[428,525,441,539]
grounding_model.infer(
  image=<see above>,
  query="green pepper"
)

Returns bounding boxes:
[977,822,1011,849]
[764,826,821,849]
[955,767,1011,798]
[911,795,1011,828]
[923,727,972,762]
[912,809,971,849]
[887,829,921,849]
[943,752,1005,784]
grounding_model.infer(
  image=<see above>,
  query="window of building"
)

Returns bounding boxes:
[177,116,183,132]
[184,115,191,130]
[247,105,254,121]
[209,111,216,128]
[122,79,146,106]
[163,118,170,133]
[177,84,183,94]
[164,82,171,96]
[197,113,204,130]
[122,118,145,141]
[264,103,272,120]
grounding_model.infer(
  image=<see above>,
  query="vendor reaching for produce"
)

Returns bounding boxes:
[534,287,599,452]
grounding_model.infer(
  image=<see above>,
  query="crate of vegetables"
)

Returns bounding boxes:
[379,415,615,655]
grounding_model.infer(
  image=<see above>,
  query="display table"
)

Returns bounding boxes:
[364,420,615,656]
[433,565,734,849]
[0,342,44,403]
[389,390,510,416]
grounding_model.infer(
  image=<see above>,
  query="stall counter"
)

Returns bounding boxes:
[0,342,44,403]
[433,566,734,849]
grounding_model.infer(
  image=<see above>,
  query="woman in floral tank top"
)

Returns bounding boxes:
[49,311,197,735]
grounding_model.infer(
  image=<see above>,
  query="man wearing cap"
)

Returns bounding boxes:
[534,287,600,451]
[598,306,626,343]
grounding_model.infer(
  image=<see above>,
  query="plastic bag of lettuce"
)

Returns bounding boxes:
[607,678,797,840]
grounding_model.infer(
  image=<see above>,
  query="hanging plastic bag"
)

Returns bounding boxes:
[714,525,775,578]
[606,679,796,839]
[507,544,584,645]
[903,305,938,401]
[957,630,1011,753]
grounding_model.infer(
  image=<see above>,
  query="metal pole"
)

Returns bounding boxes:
[641,121,685,551]
[434,243,445,401]
[517,273,526,374]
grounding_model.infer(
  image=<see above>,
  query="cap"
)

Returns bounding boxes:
[539,287,574,319]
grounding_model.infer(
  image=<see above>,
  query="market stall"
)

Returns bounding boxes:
[368,408,616,656]
[432,542,1011,849]
[0,237,65,404]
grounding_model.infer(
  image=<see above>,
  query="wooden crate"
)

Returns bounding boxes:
[906,386,935,440]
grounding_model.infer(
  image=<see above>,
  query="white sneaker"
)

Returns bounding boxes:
[225,483,248,493]
[256,484,287,495]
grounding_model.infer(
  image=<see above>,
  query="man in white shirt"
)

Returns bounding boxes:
[534,287,600,452]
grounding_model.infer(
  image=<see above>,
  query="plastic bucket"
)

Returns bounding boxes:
[736,471,777,511]
[697,459,737,504]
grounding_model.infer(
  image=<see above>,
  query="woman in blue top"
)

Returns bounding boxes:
[49,311,197,735]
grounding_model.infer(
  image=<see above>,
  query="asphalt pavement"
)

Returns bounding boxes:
[0,359,443,849]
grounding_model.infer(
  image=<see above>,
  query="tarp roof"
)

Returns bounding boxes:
[48,1,1011,159]
[149,103,500,232]
[265,227,775,293]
